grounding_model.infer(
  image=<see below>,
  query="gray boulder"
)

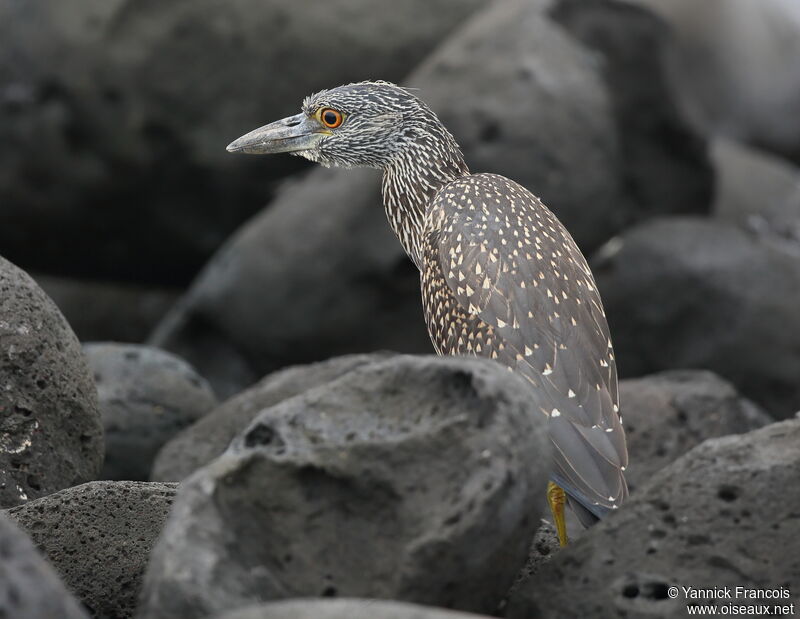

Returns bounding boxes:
[0,0,483,284]
[138,356,550,619]
[620,370,772,492]
[593,217,800,418]
[0,255,103,507]
[628,0,800,161]
[151,353,390,482]
[711,138,800,245]
[211,599,496,619]
[35,274,179,343]
[506,418,800,619]
[0,511,88,619]
[549,0,713,229]
[84,343,218,480]
[149,169,427,397]
[7,480,178,619]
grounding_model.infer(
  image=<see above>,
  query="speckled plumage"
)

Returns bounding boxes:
[232,81,628,522]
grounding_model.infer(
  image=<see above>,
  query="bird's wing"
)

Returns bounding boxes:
[423,173,627,515]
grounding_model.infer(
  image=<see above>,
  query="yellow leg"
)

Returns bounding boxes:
[547,481,568,547]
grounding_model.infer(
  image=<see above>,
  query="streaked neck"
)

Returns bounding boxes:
[381,136,469,268]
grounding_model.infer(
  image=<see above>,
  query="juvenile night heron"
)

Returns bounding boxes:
[227,81,628,544]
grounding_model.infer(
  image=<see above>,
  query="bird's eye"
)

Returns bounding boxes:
[319,108,344,129]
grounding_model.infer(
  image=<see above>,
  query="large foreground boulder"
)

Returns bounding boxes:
[0,0,483,284]
[151,353,390,481]
[507,418,800,618]
[138,356,550,619]
[7,480,178,619]
[593,217,800,419]
[619,370,772,492]
[84,343,218,480]
[0,512,89,619]
[0,255,103,507]
[212,599,496,619]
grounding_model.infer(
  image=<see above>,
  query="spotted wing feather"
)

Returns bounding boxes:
[421,173,627,516]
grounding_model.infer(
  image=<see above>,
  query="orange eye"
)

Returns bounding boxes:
[319,108,344,129]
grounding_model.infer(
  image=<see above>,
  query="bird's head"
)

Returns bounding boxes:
[226,80,457,169]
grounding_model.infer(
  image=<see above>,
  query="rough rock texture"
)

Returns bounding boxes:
[629,0,800,161]
[139,356,550,619]
[711,139,800,245]
[620,370,773,492]
[0,255,103,507]
[506,418,800,619]
[0,512,89,619]
[152,0,697,395]
[7,480,178,619]
[550,0,713,224]
[212,599,496,619]
[151,353,390,482]
[84,343,218,480]
[0,0,483,284]
[593,217,800,419]
[35,274,179,343]
[502,520,560,613]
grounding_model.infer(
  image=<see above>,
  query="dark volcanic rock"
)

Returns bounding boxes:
[550,0,713,222]
[628,0,800,162]
[35,274,179,343]
[620,370,772,493]
[151,353,390,482]
[593,217,800,419]
[149,169,426,397]
[7,480,177,619]
[411,0,624,253]
[139,356,550,619]
[0,255,103,507]
[84,343,218,481]
[0,512,88,619]
[0,0,483,284]
[502,520,560,611]
[506,418,800,619]
[212,599,496,619]
[711,138,800,244]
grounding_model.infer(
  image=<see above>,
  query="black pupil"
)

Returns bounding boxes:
[323,110,338,126]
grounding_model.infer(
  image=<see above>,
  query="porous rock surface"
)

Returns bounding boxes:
[151,352,390,482]
[84,342,218,480]
[139,355,550,619]
[619,369,772,492]
[507,418,800,618]
[0,511,89,619]
[7,480,178,619]
[0,255,103,507]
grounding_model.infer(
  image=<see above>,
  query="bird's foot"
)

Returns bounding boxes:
[547,481,569,547]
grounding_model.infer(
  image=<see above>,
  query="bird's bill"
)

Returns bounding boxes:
[226,113,326,155]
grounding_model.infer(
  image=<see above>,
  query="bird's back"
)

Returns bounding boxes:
[420,172,627,519]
